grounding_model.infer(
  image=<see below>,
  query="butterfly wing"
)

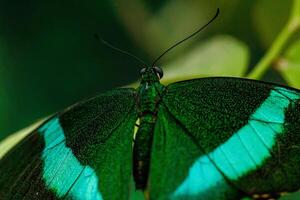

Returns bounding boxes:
[0,88,138,200]
[149,77,300,200]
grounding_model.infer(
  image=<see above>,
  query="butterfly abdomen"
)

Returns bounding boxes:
[133,116,156,189]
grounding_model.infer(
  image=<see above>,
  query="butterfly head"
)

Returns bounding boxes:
[140,66,163,83]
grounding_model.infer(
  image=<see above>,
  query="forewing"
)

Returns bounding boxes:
[149,78,300,199]
[0,88,138,200]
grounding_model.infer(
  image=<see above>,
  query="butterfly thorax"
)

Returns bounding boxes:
[133,68,164,190]
[137,67,164,115]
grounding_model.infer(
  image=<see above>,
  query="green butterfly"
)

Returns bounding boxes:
[1,9,300,200]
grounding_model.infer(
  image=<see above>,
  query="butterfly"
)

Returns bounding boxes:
[1,9,300,200]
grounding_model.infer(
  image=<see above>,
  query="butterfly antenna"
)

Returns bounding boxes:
[151,8,220,68]
[94,34,149,68]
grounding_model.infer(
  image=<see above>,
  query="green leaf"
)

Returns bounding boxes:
[291,0,300,23]
[276,39,300,89]
[161,35,249,85]
[248,0,300,79]
[252,0,292,47]
[113,0,220,59]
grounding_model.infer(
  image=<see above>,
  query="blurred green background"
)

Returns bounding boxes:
[1,0,300,141]
[1,0,300,199]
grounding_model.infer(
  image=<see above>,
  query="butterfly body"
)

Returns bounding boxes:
[133,68,165,189]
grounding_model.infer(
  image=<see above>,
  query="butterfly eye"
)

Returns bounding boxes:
[153,66,163,79]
